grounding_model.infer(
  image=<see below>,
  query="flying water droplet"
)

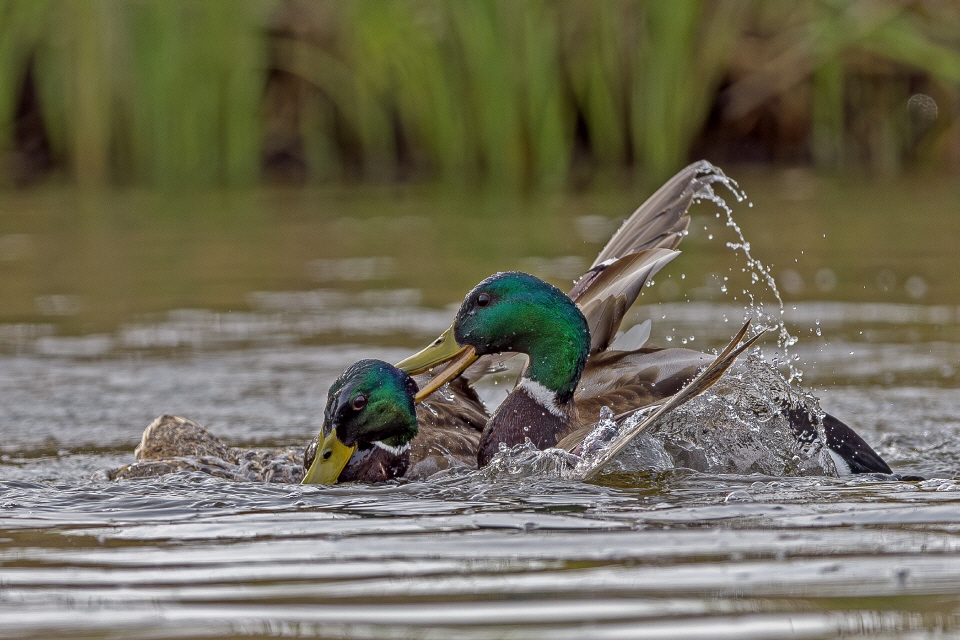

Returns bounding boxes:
[691,166,803,382]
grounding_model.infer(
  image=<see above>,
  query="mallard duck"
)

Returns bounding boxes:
[393,268,894,476]
[394,268,728,464]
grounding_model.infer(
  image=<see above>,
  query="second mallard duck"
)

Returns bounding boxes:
[300,363,486,483]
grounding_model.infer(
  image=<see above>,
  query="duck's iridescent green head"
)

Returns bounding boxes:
[302,359,418,485]
[397,272,590,402]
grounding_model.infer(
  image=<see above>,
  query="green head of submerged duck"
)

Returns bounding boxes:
[301,355,488,485]
[302,359,419,484]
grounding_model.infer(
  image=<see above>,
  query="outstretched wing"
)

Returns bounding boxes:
[587,159,722,269]
[566,161,728,352]
[574,321,766,481]
[465,161,719,380]
[574,248,679,353]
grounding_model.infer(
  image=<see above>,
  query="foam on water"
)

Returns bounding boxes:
[471,440,580,482]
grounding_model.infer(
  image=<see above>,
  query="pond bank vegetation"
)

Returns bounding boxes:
[1,0,958,188]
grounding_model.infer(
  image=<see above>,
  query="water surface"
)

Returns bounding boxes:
[1,169,959,638]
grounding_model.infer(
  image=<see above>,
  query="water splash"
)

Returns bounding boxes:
[575,406,674,478]
[689,163,803,382]
[470,356,836,483]
[640,354,835,477]
[474,440,579,481]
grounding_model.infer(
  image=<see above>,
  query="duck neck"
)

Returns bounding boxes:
[519,314,589,407]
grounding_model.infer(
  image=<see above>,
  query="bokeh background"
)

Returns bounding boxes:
[0,0,958,344]
[1,0,958,188]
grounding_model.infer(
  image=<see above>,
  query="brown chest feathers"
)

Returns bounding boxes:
[477,383,578,467]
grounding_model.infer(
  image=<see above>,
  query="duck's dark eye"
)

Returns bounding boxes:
[351,394,368,410]
[476,293,491,308]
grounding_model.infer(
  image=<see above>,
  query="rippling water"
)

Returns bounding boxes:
[1,172,959,638]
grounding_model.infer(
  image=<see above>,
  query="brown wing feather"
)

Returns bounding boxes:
[589,160,721,269]
[574,249,679,353]
[575,347,713,424]
[407,376,487,479]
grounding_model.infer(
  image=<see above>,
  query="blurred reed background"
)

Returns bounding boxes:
[0,0,958,189]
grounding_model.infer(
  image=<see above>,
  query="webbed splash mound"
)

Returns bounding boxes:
[110,415,306,483]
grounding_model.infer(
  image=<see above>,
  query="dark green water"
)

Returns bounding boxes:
[1,167,959,638]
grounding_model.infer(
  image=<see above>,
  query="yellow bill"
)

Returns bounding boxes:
[395,326,462,374]
[395,325,478,402]
[301,428,357,485]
